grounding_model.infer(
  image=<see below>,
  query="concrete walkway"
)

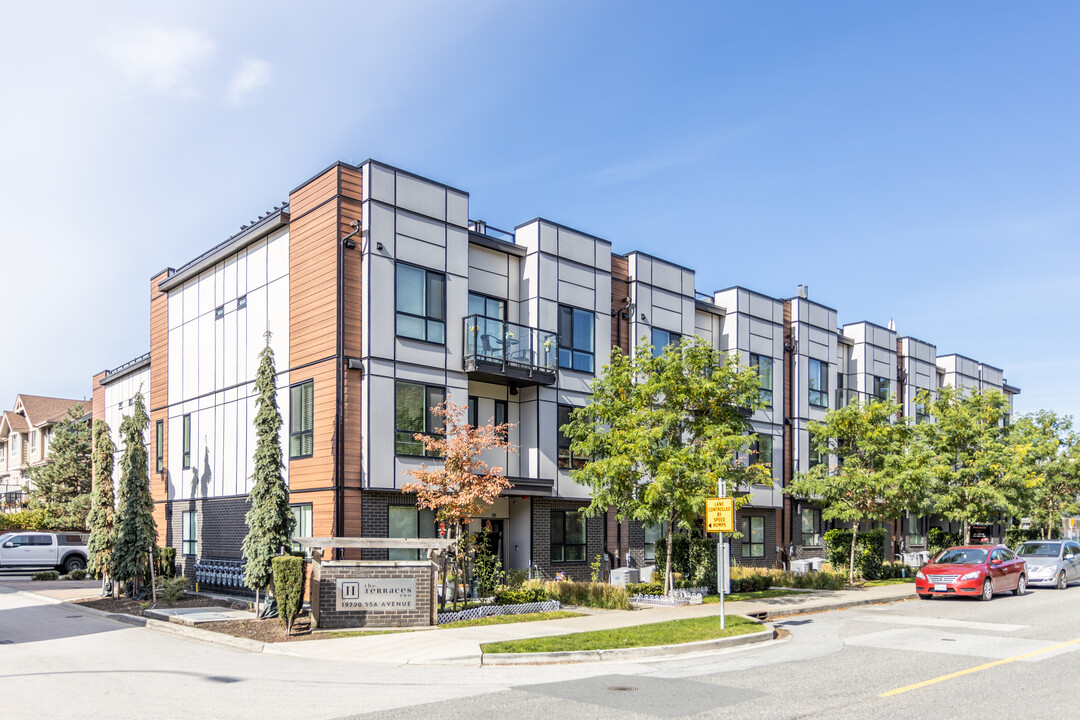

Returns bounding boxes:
[3,578,915,666]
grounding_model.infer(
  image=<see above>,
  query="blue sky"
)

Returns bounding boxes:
[1,2,1077,420]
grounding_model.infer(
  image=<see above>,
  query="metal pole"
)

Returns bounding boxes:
[718,480,726,630]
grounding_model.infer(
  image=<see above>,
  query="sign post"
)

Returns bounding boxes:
[707,483,735,629]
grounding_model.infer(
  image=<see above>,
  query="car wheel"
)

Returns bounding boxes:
[1013,575,1026,596]
[62,555,86,573]
[1057,571,1068,590]
[980,578,993,601]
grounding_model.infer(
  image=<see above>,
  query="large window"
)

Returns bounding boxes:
[395,381,445,456]
[558,305,594,373]
[290,503,313,556]
[468,292,505,321]
[750,434,773,479]
[740,515,765,558]
[557,405,587,469]
[550,510,586,563]
[182,414,191,469]
[915,401,930,424]
[494,399,508,439]
[801,508,822,546]
[808,358,829,408]
[182,511,197,556]
[396,263,446,343]
[155,420,163,472]
[750,353,774,406]
[388,505,436,561]
[651,328,680,358]
[644,522,668,562]
[29,431,36,456]
[874,376,890,402]
[289,380,314,459]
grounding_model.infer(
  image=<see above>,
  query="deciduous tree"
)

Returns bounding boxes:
[1011,411,1079,539]
[563,337,769,595]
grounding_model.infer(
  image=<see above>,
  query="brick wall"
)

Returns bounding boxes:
[311,560,435,629]
[531,497,604,581]
[731,510,777,568]
[164,496,250,578]
[359,490,422,560]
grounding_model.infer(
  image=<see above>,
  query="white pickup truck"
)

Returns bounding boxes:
[0,531,89,573]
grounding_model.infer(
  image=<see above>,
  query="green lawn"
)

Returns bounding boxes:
[440,610,584,629]
[481,614,762,654]
[703,589,801,603]
[863,577,916,586]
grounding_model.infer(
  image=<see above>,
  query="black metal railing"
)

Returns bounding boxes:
[463,315,558,374]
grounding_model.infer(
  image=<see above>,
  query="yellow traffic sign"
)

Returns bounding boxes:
[706,497,735,533]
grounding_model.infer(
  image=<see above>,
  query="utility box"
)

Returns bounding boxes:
[609,567,640,586]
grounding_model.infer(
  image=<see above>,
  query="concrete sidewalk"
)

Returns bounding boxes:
[4,578,914,666]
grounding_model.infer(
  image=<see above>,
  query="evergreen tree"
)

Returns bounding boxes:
[111,392,157,594]
[87,419,117,583]
[26,404,92,518]
[242,334,294,613]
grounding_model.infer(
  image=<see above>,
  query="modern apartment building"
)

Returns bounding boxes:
[0,394,89,507]
[94,158,1020,579]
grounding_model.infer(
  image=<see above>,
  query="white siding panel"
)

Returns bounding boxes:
[396,174,446,222]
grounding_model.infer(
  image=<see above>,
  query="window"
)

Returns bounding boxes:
[388,505,436,561]
[182,415,191,469]
[808,358,829,408]
[290,503,313,556]
[644,522,667,562]
[237,294,247,310]
[550,510,586,562]
[468,396,478,427]
[874,376,890,402]
[494,399,508,439]
[289,380,314,459]
[468,292,505,320]
[915,401,930,424]
[215,305,225,320]
[182,511,197,556]
[557,405,587,469]
[558,305,594,373]
[395,381,445,456]
[800,508,822,545]
[749,354,773,406]
[0,443,5,463]
[651,328,680,358]
[155,420,163,472]
[740,516,765,558]
[396,263,446,343]
[29,431,37,456]
[750,434,773,478]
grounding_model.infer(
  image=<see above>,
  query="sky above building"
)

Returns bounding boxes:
[1,2,1076,421]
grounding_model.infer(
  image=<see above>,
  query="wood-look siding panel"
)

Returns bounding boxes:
[290,168,338,217]
[610,254,630,355]
[149,270,171,531]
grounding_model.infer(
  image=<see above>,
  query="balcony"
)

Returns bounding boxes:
[463,315,558,387]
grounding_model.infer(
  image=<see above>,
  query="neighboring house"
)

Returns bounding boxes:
[0,394,90,509]
[93,158,1021,576]
[90,352,152,493]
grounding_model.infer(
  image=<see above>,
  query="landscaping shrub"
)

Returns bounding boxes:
[927,527,963,559]
[0,508,50,532]
[625,581,664,596]
[154,546,177,579]
[1005,526,1042,548]
[494,585,549,605]
[655,529,719,593]
[156,576,189,603]
[540,579,629,610]
[471,528,502,598]
[32,570,60,581]
[825,528,886,580]
[504,569,529,589]
[67,569,88,580]
[730,566,847,591]
[271,555,305,634]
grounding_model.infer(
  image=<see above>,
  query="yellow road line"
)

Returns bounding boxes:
[879,636,1080,697]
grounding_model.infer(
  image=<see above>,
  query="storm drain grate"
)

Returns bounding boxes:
[607,686,638,692]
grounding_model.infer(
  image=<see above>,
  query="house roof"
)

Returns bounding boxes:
[2,411,28,434]
[15,395,86,427]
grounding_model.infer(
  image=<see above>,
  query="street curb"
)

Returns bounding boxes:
[480,623,776,665]
[758,593,913,620]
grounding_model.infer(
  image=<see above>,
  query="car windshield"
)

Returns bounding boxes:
[0,533,10,544]
[1017,542,1061,557]
[934,548,988,564]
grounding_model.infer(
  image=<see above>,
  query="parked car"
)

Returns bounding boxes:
[915,544,1027,601]
[0,531,89,573]
[1015,539,1080,589]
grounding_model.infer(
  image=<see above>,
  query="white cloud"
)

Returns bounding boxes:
[227,57,272,106]
[101,27,215,96]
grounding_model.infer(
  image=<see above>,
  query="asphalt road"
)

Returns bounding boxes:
[2,580,1079,719]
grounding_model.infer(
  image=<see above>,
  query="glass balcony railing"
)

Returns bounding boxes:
[463,315,558,383]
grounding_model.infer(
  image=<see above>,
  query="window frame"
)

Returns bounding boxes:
[182,414,191,469]
[155,420,163,472]
[874,376,890,402]
[289,379,315,460]
[808,358,829,408]
[550,509,587,563]
[395,262,447,344]
[740,515,765,558]
[290,503,313,556]
[557,404,588,470]
[650,327,681,358]
[557,305,595,373]
[388,505,437,561]
[394,381,446,457]
[800,507,822,545]
[467,291,506,321]
[181,510,197,556]
[749,353,774,407]
[750,434,773,479]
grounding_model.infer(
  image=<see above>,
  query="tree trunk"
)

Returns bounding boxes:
[664,514,676,596]
[848,524,858,586]
[255,588,261,618]
[963,520,970,545]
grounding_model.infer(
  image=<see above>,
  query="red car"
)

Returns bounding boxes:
[915,545,1027,601]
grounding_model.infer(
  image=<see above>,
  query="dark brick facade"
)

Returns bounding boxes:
[731,509,778,568]
[164,496,251,578]
[359,490,425,561]
[530,497,604,581]
[311,560,436,629]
